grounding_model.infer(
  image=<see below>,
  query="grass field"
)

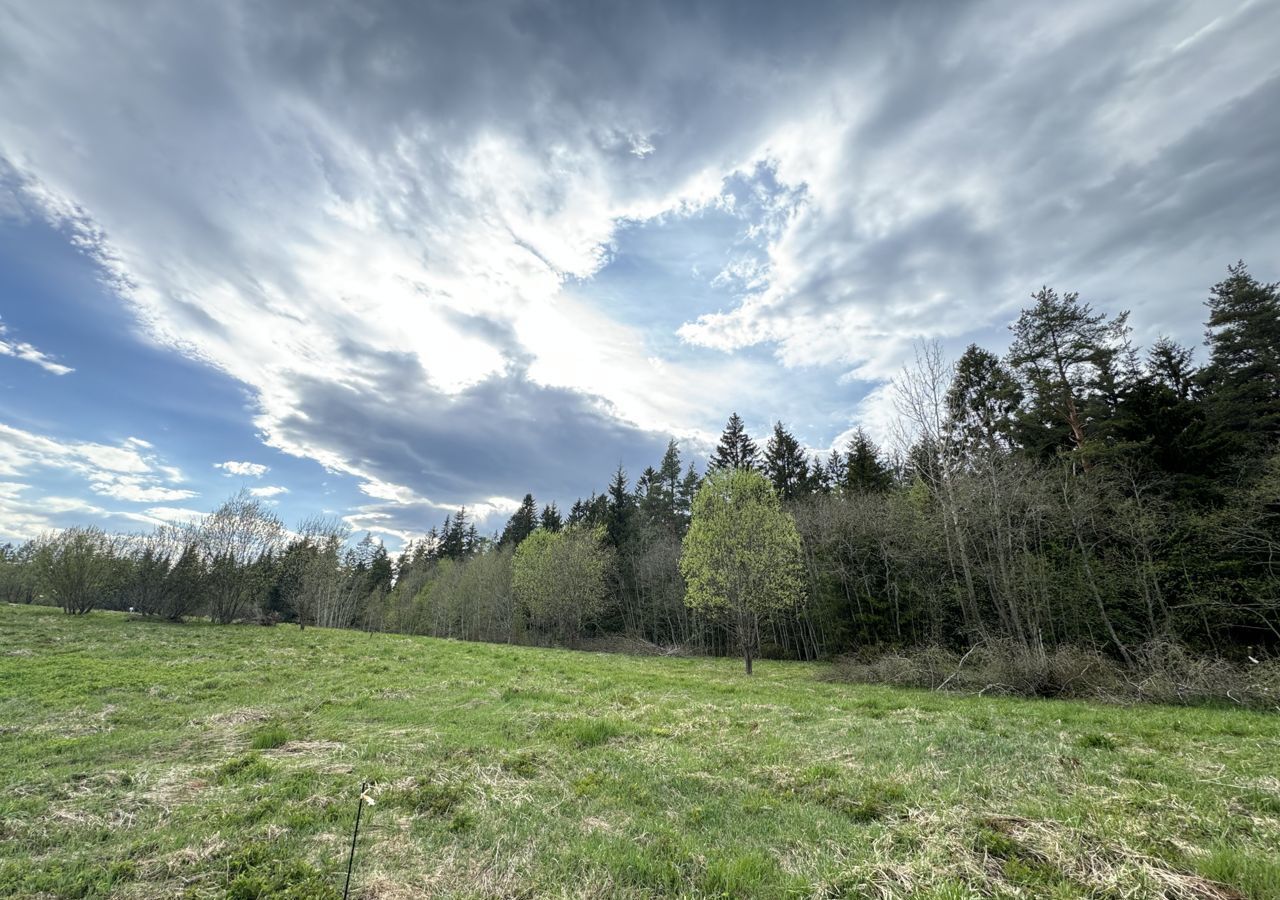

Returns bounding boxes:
[2,604,1279,899]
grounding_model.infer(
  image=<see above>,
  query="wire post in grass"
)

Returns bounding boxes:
[343,781,374,900]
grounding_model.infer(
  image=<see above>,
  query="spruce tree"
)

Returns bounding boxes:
[844,429,892,492]
[676,463,701,525]
[658,440,683,519]
[540,503,563,533]
[605,464,634,548]
[499,493,539,548]
[821,449,843,493]
[708,413,760,472]
[763,421,810,500]
[440,508,470,560]
[1199,262,1280,457]
[945,344,1023,458]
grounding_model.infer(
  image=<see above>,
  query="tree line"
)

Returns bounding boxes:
[2,263,1277,676]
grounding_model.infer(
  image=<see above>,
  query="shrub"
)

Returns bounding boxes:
[828,640,1280,709]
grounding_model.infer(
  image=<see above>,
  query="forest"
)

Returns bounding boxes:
[3,262,1278,698]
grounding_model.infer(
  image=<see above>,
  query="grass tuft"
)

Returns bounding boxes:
[250,722,291,750]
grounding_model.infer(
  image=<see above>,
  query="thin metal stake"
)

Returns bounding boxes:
[343,782,372,900]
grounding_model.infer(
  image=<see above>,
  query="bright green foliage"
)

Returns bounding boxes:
[513,526,614,646]
[680,469,804,673]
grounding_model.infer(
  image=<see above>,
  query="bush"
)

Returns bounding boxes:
[828,640,1280,709]
[34,527,118,615]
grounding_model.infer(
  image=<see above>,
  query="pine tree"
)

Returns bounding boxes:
[1007,287,1133,465]
[708,413,759,472]
[540,503,563,533]
[763,421,810,500]
[499,493,539,548]
[844,429,892,492]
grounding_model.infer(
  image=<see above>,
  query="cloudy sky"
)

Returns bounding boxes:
[1,0,1278,545]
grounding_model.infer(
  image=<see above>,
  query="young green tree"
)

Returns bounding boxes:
[197,491,285,623]
[679,469,805,674]
[513,526,614,647]
[764,421,810,500]
[35,526,117,615]
[708,412,760,472]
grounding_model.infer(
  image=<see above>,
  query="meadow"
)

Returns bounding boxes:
[1,603,1278,899]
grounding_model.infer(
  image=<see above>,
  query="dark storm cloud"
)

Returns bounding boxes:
[270,357,670,506]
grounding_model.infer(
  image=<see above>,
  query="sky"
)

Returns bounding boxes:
[1,0,1278,547]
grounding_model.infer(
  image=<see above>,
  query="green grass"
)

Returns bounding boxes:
[1,604,1278,899]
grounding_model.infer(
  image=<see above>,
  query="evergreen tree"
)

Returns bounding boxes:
[1198,261,1280,458]
[807,453,831,493]
[636,465,667,531]
[945,344,1023,458]
[439,508,471,560]
[605,464,634,548]
[499,493,539,548]
[1112,338,1210,494]
[658,440,683,504]
[1007,287,1132,464]
[819,449,843,493]
[709,412,760,472]
[763,421,810,501]
[843,429,892,492]
[676,463,701,526]
[540,502,563,533]
[368,541,393,596]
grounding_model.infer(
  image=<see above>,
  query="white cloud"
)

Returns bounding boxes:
[140,506,207,526]
[0,319,73,375]
[0,422,195,536]
[249,485,288,498]
[215,460,269,478]
[89,478,198,503]
[0,0,1277,528]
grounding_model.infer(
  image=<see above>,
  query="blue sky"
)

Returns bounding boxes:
[2,0,1279,546]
